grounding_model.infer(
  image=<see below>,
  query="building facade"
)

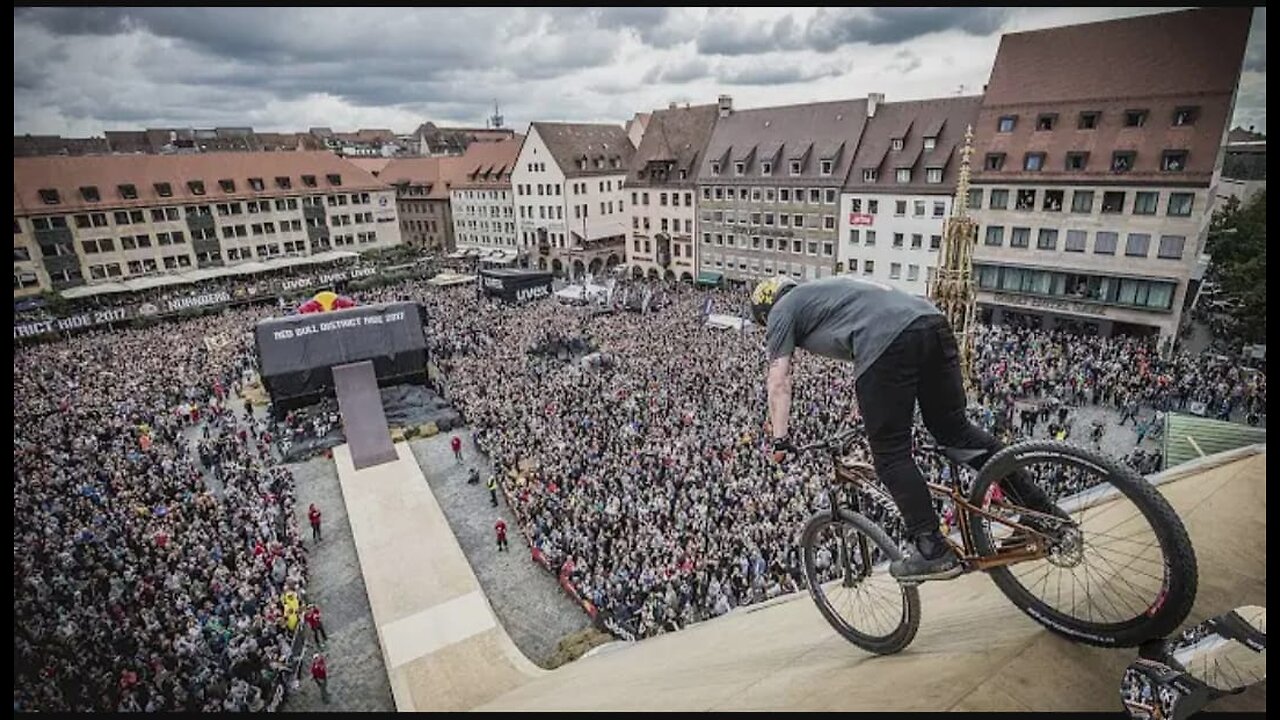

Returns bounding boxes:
[839,95,982,295]
[625,103,719,281]
[695,96,868,283]
[13,152,401,297]
[449,137,522,253]
[377,158,455,252]
[968,7,1252,340]
[512,122,634,278]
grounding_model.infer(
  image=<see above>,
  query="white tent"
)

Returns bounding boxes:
[555,282,610,303]
[705,313,750,331]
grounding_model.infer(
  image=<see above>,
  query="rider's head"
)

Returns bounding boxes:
[750,275,798,327]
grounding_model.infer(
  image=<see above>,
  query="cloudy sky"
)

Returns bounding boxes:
[13,7,1267,137]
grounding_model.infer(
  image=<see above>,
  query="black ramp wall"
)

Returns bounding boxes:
[254,301,428,412]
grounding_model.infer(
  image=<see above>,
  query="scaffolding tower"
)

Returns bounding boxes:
[928,125,980,391]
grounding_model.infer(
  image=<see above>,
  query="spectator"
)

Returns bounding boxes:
[308,503,323,542]
[495,519,509,552]
[304,605,328,647]
[451,435,463,463]
[310,653,329,704]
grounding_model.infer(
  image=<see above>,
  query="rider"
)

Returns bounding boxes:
[751,275,1061,582]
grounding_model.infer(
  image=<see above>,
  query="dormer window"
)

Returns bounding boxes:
[1111,151,1135,173]
[80,186,100,202]
[118,184,138,200]
[577,158,587,170]
[154,182,173,197]
[997,115,1016,133]
[734,162,745,176]
[610,157,620,169]
[188,180,206,195]
[985,153,1006,171]
[248,177,265,191]
[925,168,943,184]
[760,161,772,176]
[1172,107,1198,127]
[819,160,833,176]
[678,169,687,180]
[219,179,236,193]
[301,175,317,188]
[862,169,877,182]
[1161,150,1188,172]
[890,138,904,151]
[1035,113,1057,131]
[1078,111,1100,130]
[326,173,342,186]
[923,137,936,152]
[38,188,61,205]
[1124,109,1148,127]
[710,162,720,176]
[789,160,801,175]
[895,169,910,183]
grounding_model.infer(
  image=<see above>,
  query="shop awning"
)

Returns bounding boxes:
[696,271,725,287]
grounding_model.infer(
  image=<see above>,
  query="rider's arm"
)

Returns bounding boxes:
[766,356,793,439]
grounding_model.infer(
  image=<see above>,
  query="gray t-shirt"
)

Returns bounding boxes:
[765,276,942,378]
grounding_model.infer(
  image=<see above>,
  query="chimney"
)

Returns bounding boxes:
[718,94,733,118]
[867,93,885,118]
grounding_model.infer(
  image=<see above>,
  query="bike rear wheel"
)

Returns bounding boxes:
[800,509,920,655]
[967,440,1198,647]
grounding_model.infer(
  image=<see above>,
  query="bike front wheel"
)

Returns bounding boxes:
[968,440,1198,647]
[800,509,920,655]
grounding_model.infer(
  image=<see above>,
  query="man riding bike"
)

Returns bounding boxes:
[751,275,1062,582]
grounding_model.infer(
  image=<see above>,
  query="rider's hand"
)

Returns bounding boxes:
[769,436,796,464]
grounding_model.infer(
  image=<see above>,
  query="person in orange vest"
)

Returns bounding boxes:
[494,519,509,552]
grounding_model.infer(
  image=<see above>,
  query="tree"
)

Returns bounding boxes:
[1205,191,1266,344]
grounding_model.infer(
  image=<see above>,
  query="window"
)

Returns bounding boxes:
[1172,107,1198,127]
[793,215,804,228]
[1078,111,1100,130]
[1094,231,1118,255]
[824,188,836,204]
[1023,153,1046,171]
[862,169,878,182]
[1037,228,1058,250]
[789,160,802,175]
[150,208,165,222]
[808,188,821,203]
[710,162,720,176]
[1065,152,1088,171]
[248,177,265,192]
[1015,189,1036,211]
[911,233,922,249]
[1167,192,1194,217]
[908,200,922,217]
[301,175,317,188]
[997,116,1016,133]
[985,153,1006,171]
[895,168,911,183]
[1010,227,1030,248]
[74,214,91,229]
[1124,109,1147,127]
[894,200,907,216]
[1035,114,1057,131]
[928,235,941,250]
[820,160,834,176]
[763,212,774,226]
[79,185,102,202]
[890,138,904,151]
[847,259,857,273]
[327,174,342,186]
[893,233,904,248]
[1101,191,1125,214]
[114,210,131,225]
[39,189,60,205]
[864,260,875,275]
[218,179,236,193]
[1125,233,1150,257]
[99,237,115,251]
[761,161,772,176]
[82,239,100,254]
[1133,191,1159,215]
[188,180,206,195]
[1158,235,1185,260]
[1111,151,1135,173]
[926,168,943,184]
[867,200,878,214]
[984,226,1004,246]
[907,264,920,282]
[890,262,902,279]
[864,230,876,246]
[988,189,1008,210]
[923,137,937,152]
[734,162,745,176]
[1161,150,1188,172]
[1064,230,1087,253]
[848,229,860,245]
[1063,191,1092,215]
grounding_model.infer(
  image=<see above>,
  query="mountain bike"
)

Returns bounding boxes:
[796,429,1198,655]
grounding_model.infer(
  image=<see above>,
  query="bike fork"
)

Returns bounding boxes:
[837,490,872,585]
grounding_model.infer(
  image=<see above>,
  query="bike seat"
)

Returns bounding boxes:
[937,445,987,466]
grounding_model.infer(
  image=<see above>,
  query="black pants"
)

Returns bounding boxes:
[856,315,1052,536]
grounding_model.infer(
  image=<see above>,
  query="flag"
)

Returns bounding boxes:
[701,296,714,318]
[641,288,653,314]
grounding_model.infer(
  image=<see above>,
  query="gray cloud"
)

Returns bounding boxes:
[804,8,1010,52]
[696,11,799,56]
[643,57,712,84]
[1243,7,1265,72]
[715,59,846,86]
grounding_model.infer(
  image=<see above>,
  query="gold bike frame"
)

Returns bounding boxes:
[834,463,1051,572]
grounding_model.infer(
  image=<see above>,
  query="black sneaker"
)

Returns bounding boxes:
[890,531,963,583]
